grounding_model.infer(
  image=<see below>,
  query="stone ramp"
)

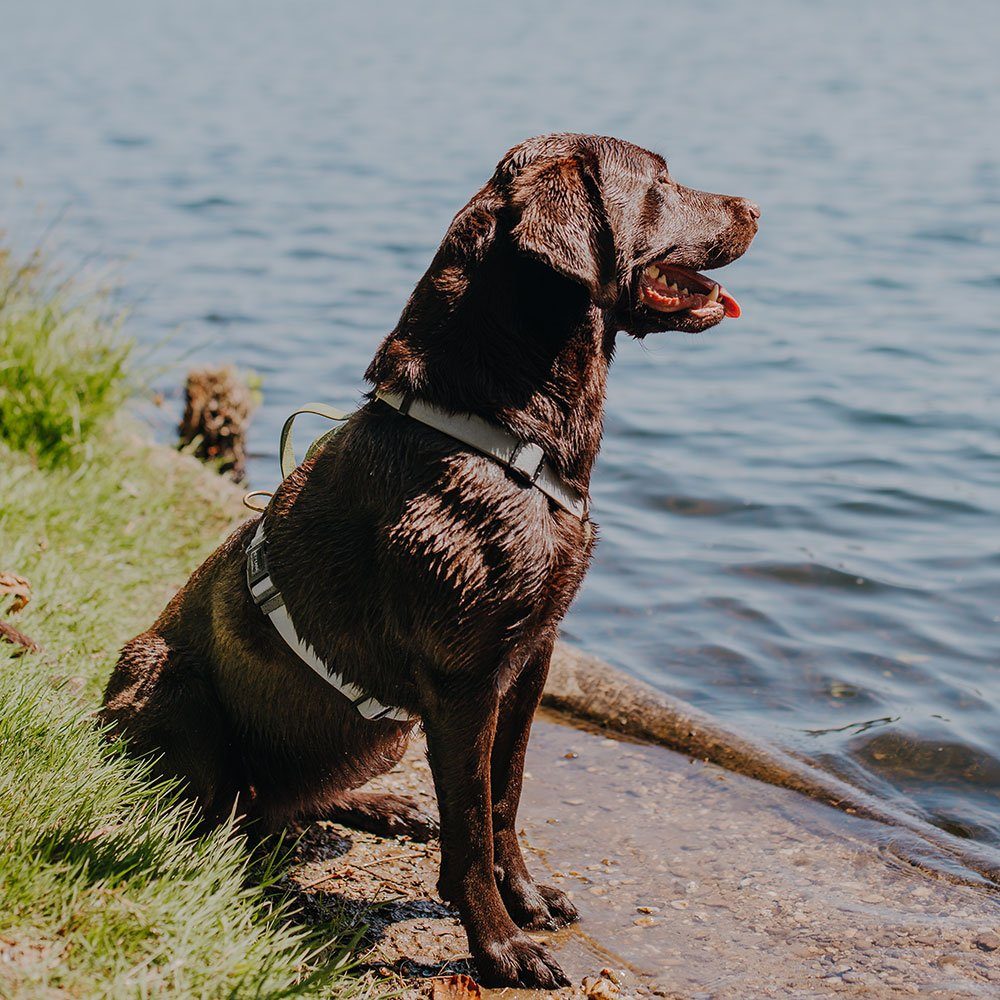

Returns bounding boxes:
[287,711,998,998]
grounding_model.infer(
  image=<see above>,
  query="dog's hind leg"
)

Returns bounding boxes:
[101,632,249,830]
[490,639,580,930]
[323,789,438,842]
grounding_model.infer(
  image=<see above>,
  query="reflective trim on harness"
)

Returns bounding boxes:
[376,391,589,521]
[245,519,416,723]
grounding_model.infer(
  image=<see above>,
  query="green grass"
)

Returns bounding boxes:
[0,250,379,999]
[0,247,135,469]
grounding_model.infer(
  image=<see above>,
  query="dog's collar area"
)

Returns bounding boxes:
[376,391,589,521]
[245,520,416,723]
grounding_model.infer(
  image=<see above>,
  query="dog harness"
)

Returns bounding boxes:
[246,517,416,721]
[375,391,589,520]
[245,392,590,722]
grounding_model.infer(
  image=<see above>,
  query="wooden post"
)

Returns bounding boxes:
[177,367,257,483]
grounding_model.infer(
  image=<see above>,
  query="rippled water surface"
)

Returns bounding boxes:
[3,1,998,855]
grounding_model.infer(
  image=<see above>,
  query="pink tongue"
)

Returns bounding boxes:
[719,289,741,318]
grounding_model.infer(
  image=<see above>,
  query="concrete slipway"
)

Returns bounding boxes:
[285,647,999,999]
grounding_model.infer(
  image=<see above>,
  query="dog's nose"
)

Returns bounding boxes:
[742,199,761,220]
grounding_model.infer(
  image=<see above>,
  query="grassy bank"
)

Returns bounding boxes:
[0,252,372,998]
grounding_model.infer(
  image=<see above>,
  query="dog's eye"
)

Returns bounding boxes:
[655,170,671,186]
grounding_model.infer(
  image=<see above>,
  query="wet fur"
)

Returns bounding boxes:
[101,133,757,988]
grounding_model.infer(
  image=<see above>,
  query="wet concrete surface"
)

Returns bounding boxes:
[287,710,999,999]
[543,645,1000,889]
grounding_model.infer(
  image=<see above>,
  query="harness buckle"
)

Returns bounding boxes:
[246,535,269,588]
[245,526,285,614]
[508,441,546,484]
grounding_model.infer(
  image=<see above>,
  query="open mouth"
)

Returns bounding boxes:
[638,263,741,321]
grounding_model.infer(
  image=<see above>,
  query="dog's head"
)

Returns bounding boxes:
[446,133,759,336]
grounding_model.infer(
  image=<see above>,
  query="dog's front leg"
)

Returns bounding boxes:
[491,639,580,930]
[421,669,569,989]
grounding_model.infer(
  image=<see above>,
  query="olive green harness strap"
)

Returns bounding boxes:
[244,403,352,513]
[279,402,351,480]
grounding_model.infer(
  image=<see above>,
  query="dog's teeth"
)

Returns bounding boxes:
[707,285,720,303]
[644,265,659,279]
[668,282,678,291]
[657,274,669,287]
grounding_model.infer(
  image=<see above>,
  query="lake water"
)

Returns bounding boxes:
[3,1,998,861]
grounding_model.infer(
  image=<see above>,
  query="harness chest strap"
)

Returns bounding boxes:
[376,391,589,521]
[245,518,415,723]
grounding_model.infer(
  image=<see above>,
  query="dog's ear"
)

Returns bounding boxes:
[438,186,501,268]
[508,152,618,307]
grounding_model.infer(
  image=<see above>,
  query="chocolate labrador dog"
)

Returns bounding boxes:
[101,133,757,988]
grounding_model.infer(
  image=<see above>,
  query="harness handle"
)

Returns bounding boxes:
[279,402,351,479]
[242,490,273,513]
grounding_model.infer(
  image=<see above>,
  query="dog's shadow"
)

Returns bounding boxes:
[271,823,469,973]
[354,955,477,980]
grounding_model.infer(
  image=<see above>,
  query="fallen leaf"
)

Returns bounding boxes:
[0,573,31,614]
[582,972,621,998]
[0,620,40,655]
[431,974,481,1000]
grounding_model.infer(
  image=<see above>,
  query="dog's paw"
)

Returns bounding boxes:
[475,932,570,989]
[537,882,580,926]
[325,791,439,842]
[501,876,580,930]
[368,792,439,841]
